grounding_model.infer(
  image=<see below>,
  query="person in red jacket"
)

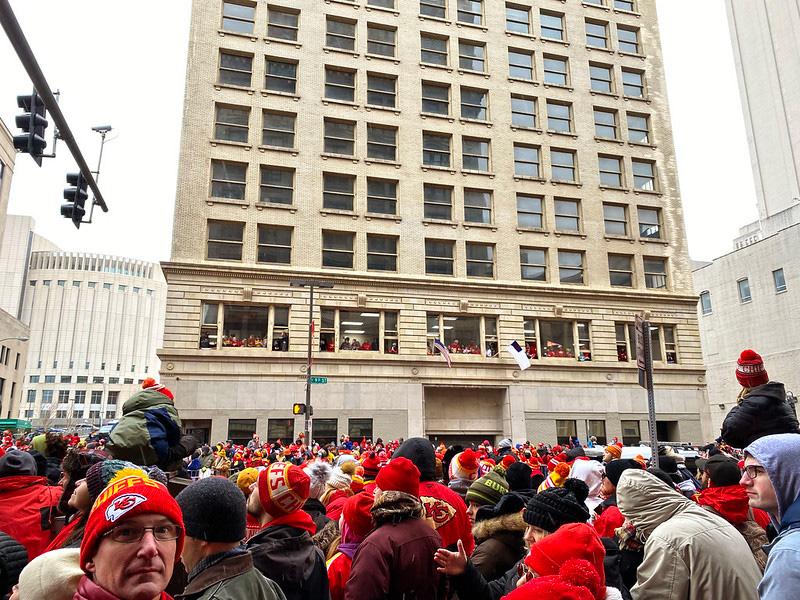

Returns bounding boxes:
[593,459,642,538]
[327,492,374,600]
[0,449,60,560]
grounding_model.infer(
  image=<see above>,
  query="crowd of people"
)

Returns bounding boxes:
[0,349,798,600]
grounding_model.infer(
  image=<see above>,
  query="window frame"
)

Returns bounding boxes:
[423,131,452,168]
[599,154,623,187]
[738,278,752,303]
[323,118,356,156]
[773,268,787,293]
[603,203,628,236]
[511,94,537,128]
[593,107,618,140]
[323,172,356,211]
[589,62,614,94]
[264,56,298,94]
[324,66,357,103]
[626,112,650,144]
[262,110,296,148]
[257,225,293,265]
[367,23,397,57]
[457,0,483,25]
[421,33,449,66]
[426,313,499,358]
[558,250,585,285]
[366,177,398,215]
[259,165,295,205]
[266,5,299,41]
[514,143,541,178]
[326,16,357,51]
[638,206,662,239]
[632,159,657,191]
[622,68,645,98]
[463,188,493,224]
[517,194,544,229]
[508,48,534,80]
[585,19,609,49]
[608,253,634,287]
[214,103,250,143]
[617,25,641,54]
[458,39,486,73]
[543,55,569,87]
[210,160,247,200]
[322,230,356,269]
[546,100,573,133]
[554,197,581,232]
[699,291,712,315]
[524,317,593,361]
[424,184,453,220]
[520,246,547,281]
[207,220,245,262]
[460,86,489,121]
[550,148,577,183]
[367,73,397,108]
[425,238,456,275]
[367,123,398,162]
[422,81,450,115]
[540,10,566,41]
[643,256,668,289]
[221,1,256,34]
[465,242,495,278]
[505,3,531,34]
[462,136,491,172]
[367,234,399,272]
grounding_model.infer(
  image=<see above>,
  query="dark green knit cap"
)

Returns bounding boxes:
[465,466,509,506]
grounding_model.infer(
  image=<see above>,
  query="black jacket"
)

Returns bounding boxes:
[721,382,799,448]
[0,531,28,597]
[302,498,332,534]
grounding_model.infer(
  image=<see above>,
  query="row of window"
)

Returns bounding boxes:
[29,253,155,278]
[225,416,373,447]
[28,279,155,295]
[0,347,20,370]
[26,388,120,416]
[699,268,788,314]
[29,375,141,385]
[29,360,149,373]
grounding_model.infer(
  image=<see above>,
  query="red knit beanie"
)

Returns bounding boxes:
[361,452,382,481]
[343,492,375,538]
[736,349,769,388]
[449,449,480,481]
[376,457,420,497]
[258,462,310,517]
[141,377,174,401]
[525,523,605,584]
[501,454,517,469]
[505,559,602,600]
[80,474,184,572]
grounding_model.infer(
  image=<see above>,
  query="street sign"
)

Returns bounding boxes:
[634,314,645,371]
[309,376,328,384]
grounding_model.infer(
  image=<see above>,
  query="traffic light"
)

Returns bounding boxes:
[13,91,48,166]
[292,403,306,415]
[61,172,88,228]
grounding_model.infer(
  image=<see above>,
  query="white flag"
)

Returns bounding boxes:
[507,340,531,370]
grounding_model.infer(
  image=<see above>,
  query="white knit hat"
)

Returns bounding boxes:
[304,461,333,499]
[18,548,82,600]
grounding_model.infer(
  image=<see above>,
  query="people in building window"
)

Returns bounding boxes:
[464,340,480,355]
[273,331,289,351]
[350,338,361,350]
[448,338,462,353]
[525,341,538,359]
[387,341,398,354]
[371,338,379,351]
[199,333,211,349]
[340,337,351,350]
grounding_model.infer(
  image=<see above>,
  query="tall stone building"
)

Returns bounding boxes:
[162,0,707,446]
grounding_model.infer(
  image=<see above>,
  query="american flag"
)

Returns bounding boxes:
[433,338,452,368]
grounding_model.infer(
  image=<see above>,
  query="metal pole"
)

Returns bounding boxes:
[304,284,314,446]
[644,321,659,469]
[84,130,109,224]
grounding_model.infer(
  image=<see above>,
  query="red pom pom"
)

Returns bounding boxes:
[739,349,762,363]
[142,377,157,389]
[559,560,603,600]
[501,454,517,468]
[460,448,479,470]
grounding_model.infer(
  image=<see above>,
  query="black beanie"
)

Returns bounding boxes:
[658,456,678,475]
[523,478,590,533]
[605,459,643,488]
[506,462,533,491]
[176,477,247,542]
[393,437,436,481]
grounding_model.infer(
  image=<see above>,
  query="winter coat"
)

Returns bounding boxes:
[419,480,475,554]
[344,490,442,600]
[0,530,28,596]
[617,470,761,600]
[721,382,799,448]
[470,512,526,581]
[73,574,173,599]
[0,474,59,560]
[326,551,351,600]
[176,550,287,600]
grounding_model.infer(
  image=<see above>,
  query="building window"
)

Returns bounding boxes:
[267,5,298,40]
[325,67,356,102]
[526,318,592,360]
[608,254,634,287]
[699,291,712,315]
[614,0,636,12]
[74,390,86,405]
[644,257,667,289]
[460,87,488,121]
[367,73,397,107]
[614,322,636,361]
[214,104,249,143]
[210,160,246,199]
[420,0,446,19]
[773,268,787,293]
[558,250,584,284]
[30,375,40,384]
[458,39,486,73]
[367,24,397,57]
[204,304,290,349]
[364,235,397,271]
[738,278,752,303]
[511,95,536,128]
[323,173,356,211]
[546,101,572,133]
[627,113,650,144]
[331,310,399,353]
[367,124,398,161]
[594,108,617,139]
[514,144,540,178]
[649,324,677,363]
[617,26,640,54]
[314,419,339,446]
[517,194,543,228]
[457,0,482,25]
[259,166,294,204]
[326,17,356,51]
[464,189,492,224]
[421,34,449,65]
[425,239,455,275]
[589,63,613,93]
[222,1,255,33]
[426,313,498,357]
[551,149,577,182]
[508,49,534,81]
[585,20,609,48]
[638,207,661,239]
[219,51,253,86]
[506,4,530,34]
[265,58,298,94]
[632,159,656,191]
[349,418,374,439]
[207,220,244,261]
[599,155,623,187]
[92,376,103,384]
[228,419,257,446]
[324,119,356,156]
[424,184,453,220]
[622,68,645,98]
[603,203,627,236]
[556,420,577,445]
[423,132,452,167]
[367,178,397,215]
[322,231,355,268]
[520,247,547,281]
[543,55,568,86]
[268,418,294,441]
[462,137,490,171]
[587,420,607,445]
[257,225,292,264]
[60,375,72,383]
[466,242,494,278]
[422,82,450,115]
[26,389,36,403]
[554,198,580,232]
[540,11,565,41]
[200,303,219,349]
[622,420,640,445]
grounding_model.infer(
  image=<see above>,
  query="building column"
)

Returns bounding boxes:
[210,414,228,443]
[507,386,527,443]
[407,383,424,437]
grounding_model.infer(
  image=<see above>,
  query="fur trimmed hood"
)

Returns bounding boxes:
[472,511,526,543]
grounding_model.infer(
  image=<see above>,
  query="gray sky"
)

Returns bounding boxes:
[1,0,757,263]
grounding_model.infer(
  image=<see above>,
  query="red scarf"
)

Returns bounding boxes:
[45,515,83,552]
[264,509,316,534]
[695,485,750,524]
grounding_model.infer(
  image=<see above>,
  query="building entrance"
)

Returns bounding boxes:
[424,386,506,446]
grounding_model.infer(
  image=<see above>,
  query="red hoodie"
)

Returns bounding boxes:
[0,475,60,560]
[694,484,770,528]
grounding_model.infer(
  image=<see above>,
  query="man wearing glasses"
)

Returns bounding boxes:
[742,433,800,599]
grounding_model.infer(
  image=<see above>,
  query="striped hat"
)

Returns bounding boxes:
[257,462,310,516]
[465,466,509,506]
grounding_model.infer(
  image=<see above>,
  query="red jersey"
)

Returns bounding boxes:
[419,480,475,555]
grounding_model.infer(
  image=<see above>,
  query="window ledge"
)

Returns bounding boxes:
[420,112,455,122]
[323,46,360,58]
[551,179,582,188]
[542,82,574,92]
[582,1,611,11]
[613,8,642,18]
[628,140,657,150]
[206,197,249,208]
[632,188,662,196]
[455,21,488,33]
[422,218,459,228]
[505,31,536,41]
[590,89,620,99]
[463,222,497,232]
[420,62,454,73]
[599,184,630,193]
[554,230,587,240]
[517,227,548,235]
[365,158,402,168]
[638,237,669,246]
[365,212,402,222]
[457,68,490,79]
[364,4,400,16]
[460,169,495,178]
[594,135,625,146]
[260,89,300,101]
[776,288,788,295]
[365,104,401,115]
[325,0,360,7]
[321,152,359,163]
[540,37,570,47]
[507,76,538,86]
[510,125,543,134]
[365,53,400,64]
[210,139,252,150]
[459,117,493,127]
[265,37,302,49]
[320,208,359,219]
[622,95,650,104]
[418,14,451,25]
[604,234,634,242]
[618,50,646,60]
[586,45,615,55]
[322,98,360,109]
[421,164,457,174]
[217,29,258,42]
[546,129,578,139]
[513,175,547,183]
[257,145,299,156]
[214,83,256,95]
[256,202,297,213]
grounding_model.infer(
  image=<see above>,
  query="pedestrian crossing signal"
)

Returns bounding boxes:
[292,403,306,415]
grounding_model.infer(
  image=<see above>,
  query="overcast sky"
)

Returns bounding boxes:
[1,0,757,263]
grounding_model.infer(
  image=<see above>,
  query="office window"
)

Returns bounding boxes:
[554,198,580,232]
[551,149,576,182]
[26,389,36,404]
[214,104,249,143]
[599,155,623,187]
[228,419,257,446]
[458,40,485,72]
[556,420,577,445]
[259,166,294,204]
[60,375,72,383]
[608,254,633,287]
[594,108,617,139]
[699,291,712,315]
[423,132,451,167]
[520,247,547,281]
[514,144,540,177]
[420,0,446,19]
[29,375,39,383]
[421,34,448,65]
[627,113,650,144]
[424,184,453,220]
[508,49,533,80]
[517,194,543,228]
[457,0,482,25]
[546,101,572,133]
[462,137,490,171]
[324,119,356,155]
[368,24,397,57]
[632,159,656,191]
[738,278,752,303]
[367,178,397,214]
[773,268,787,293]
[589,63,613,93]
[585,20,609,48]
[207,220,244,261]
[558,250,584,284]
[614,0,636,11]
[622,68,644,98]
[543,56,568,86]
[367,235,398,271]
[614,322,636,361]
[540,11,565,40]
[92,377,103,384]
[367,124,398,161]
[422,82,450,114]
[267,6,299,40]
[663,325,677,363]
[426,314,498,357]
[210,160,246,200]
[369,0,394,7]
[466,243,494,277]
[218,50,253,87]
[367,73,397,107]
[268,418,294,441]
[325,67,356,102]
[323,173,356,210]
[425,239,455,275]
[527,319,592,360]
[326,17,356,51]
[322,231,355,268]
[349,418,374,439]
[222,1,255,33]
[511,95,536,128]
[265,58,297,94]
[644,257,667,289]
[638,207,661,238]
[464,189,492,223]
[257,225,292,264]
[506,4,530,34]
[461,87,488,121]
[262,111,295,148]
[622,420,640,445]
[618,26,640,54]
[603,203,627,236]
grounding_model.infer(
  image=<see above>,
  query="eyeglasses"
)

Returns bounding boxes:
[742,465,767,480]
[102,524,182,544]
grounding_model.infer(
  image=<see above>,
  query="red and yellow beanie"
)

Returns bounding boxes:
[257,462,310,517]
[80,473,184,571]
[736,349,769,389]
